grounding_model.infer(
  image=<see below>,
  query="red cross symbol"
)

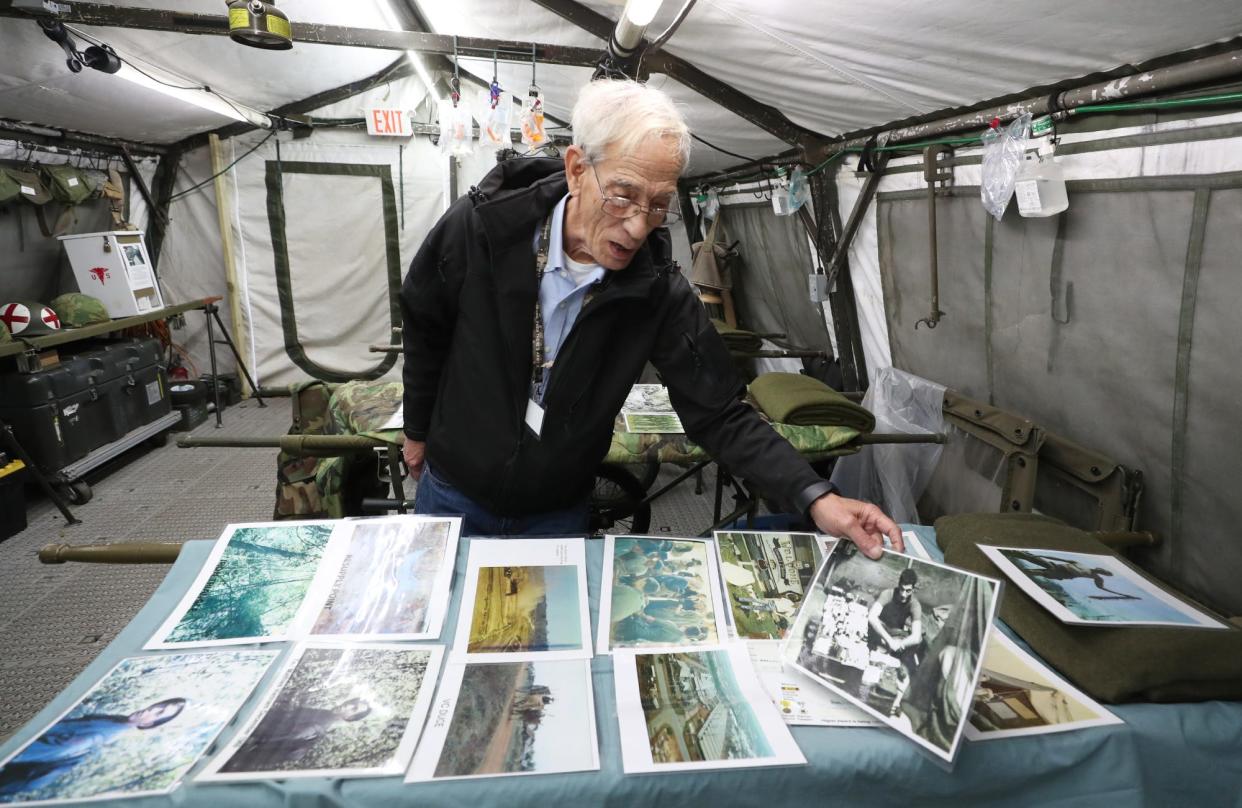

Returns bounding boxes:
[41,308,60,329]
[89,267,110,284]
[1,303,30,331]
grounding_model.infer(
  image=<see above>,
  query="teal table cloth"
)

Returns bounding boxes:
[2,526,1240,807]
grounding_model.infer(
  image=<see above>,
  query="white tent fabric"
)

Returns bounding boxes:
[210,75,441,387]
[6,1,1242,169]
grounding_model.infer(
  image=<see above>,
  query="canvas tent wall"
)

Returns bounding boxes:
[823,107,1242,616]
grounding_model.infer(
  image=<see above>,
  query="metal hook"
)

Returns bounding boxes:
[450,36,461,106]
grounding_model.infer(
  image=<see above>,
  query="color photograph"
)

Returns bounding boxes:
[407,660,599,781]
[965,632,1121,741]
[452,538,591,662]
[0,650,275,805]
[598,536,728,653]
[981,546,1227,629]
[199,643,444,780]
[148,520,338,648]
[466,566,582,654]
[623,384,674,414]
[310,516,459,640]
[784,542,1001,763]
[621,385,684,433]
[715,531,824,640]
[623,413,685,434]
[613,645,805,773]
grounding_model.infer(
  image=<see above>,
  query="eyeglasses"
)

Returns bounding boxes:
[591,164,682,226]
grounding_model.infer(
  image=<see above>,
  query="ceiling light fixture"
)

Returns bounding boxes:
[226,0,293,50]
[596,0,666,79]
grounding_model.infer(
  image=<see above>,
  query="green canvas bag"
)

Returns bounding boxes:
[41,164,93,205]
[2,168,51,205]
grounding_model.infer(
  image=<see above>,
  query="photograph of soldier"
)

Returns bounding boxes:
[208,644,439,778]
[223,698,371,771]
[605,537,723,650]
[983,546,1226,628]
[716,531,823,640]
[785,542,1000,761]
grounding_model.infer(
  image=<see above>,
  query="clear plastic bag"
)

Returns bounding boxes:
[520,88,547,148]
[788,166,811,212]
[438,99,475,157]
[979,113,1031,221]
[481,80,512,149]
[829,366,947,524]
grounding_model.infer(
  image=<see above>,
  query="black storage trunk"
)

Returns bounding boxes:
[0,338,169,473]
[0,355,123,471]
[87,338,171,433]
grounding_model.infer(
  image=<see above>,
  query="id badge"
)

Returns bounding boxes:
[524,397,545,438]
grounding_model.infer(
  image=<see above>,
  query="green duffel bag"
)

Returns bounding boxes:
[41,164,93,205]
[2,168,51,205]
[0,170,20,204]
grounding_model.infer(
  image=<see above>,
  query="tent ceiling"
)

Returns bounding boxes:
[1,0,1240,170]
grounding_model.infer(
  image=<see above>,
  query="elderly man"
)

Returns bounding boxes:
[400,79,901,557]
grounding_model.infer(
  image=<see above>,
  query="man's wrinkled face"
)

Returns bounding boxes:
[564,138,682,271]
[897,583,914,603]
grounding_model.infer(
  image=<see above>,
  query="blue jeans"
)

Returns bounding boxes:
[414,462,590,537]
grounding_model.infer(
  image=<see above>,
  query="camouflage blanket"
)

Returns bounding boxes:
[275,380,861,519]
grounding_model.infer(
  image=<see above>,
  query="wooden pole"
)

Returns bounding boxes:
[209,133,253,397]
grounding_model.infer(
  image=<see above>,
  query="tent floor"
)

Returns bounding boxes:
[0,395,736,744]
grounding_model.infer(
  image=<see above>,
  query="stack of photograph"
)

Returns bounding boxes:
[407,537,600,782]
[599,535,806,774]
[0,516,461,804]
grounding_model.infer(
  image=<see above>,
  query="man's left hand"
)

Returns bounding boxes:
[810,493,903,560]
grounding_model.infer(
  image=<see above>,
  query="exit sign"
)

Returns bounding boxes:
[366,108,414,137]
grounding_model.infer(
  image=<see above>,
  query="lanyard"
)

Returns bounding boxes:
[531,215,554,398]
[530,213,601,402]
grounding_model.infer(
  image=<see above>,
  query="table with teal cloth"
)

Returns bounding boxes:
[3,526,1240,807]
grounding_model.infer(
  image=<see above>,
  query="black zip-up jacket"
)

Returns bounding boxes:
[400,158,833,517]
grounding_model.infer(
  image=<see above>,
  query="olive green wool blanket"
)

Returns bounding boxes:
[937,512,1242,704]
[749,372,875,433]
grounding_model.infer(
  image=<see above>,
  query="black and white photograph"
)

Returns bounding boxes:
[784,542,1001,763]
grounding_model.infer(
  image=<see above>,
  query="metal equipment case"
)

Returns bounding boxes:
[0,338,174,499]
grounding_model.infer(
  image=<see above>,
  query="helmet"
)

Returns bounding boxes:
[50,293,110,328]
[0,301,61,336]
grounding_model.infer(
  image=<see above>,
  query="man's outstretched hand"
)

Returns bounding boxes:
[809,493,903,559]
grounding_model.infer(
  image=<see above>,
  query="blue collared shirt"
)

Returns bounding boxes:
[535,195,607,380]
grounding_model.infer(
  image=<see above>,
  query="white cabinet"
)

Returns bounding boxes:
[57,231,165,317]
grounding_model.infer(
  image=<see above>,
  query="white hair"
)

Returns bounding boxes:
[571,79,691,172]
